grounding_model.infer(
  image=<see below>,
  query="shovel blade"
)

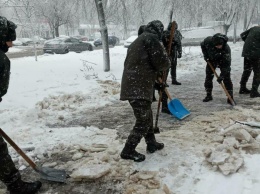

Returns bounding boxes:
[36,167,67,183]
[168,98,190,120]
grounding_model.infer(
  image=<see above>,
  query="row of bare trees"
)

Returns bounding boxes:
[0,0,259,39]
[0,0,259,70]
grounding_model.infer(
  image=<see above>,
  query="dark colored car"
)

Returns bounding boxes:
[93,36,120,47]
[43,37,93,54]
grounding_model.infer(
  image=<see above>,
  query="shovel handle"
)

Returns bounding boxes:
[158,78,173,101]
[155,91,162,128]
[0,128,37,169]
[207,62,236,106]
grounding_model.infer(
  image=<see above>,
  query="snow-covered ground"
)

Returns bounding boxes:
[1,43,260,194]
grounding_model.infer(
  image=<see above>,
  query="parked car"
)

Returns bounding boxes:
[93,36,119,47]
[124,35,138,48]
[43,37,93,54]
[13,40,28,46]
[110,36,120,45]
[19,38,34,45]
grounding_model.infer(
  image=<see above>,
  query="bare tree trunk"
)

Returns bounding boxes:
[54,26,59,37]
[120,0,128,39]
[244,3,248,30]
[138,0,145,26]
[233,15,238,44]
[94,0,110,72]
[223,24,231,35]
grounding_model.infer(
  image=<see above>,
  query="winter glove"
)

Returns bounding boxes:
[177,52,182,58]
[154,82,166,92]
[216,76,223,84]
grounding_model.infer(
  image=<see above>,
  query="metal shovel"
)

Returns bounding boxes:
[0,128,67,183]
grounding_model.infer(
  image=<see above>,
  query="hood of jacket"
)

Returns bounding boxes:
[145,20,164,40]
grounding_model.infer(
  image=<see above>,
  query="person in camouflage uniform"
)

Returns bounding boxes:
[201,33,234,104]
[239,26,260,98]
[0,16,42,194]
[120,20,170,162]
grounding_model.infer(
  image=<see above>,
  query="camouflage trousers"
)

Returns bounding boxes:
[125,100,154,146]
[0,135,20,186]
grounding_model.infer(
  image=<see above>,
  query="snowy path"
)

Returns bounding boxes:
[1,44,260,194]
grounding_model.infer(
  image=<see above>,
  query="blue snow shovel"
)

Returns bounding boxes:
[164,88,191,120]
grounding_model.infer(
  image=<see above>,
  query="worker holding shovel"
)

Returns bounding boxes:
[201,33,235,105]
[120,20,170,162]
[0,16,42,194]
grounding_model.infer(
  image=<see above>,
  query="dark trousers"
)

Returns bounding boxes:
[161,90,168,109]
[170,55,178,81]
[0,135,20,185]
[126,100,154,145]
[250,58,260,92]
[240,57,253,86]
[204,62,233,94]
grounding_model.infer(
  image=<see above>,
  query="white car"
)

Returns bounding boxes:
[124,35,138,48]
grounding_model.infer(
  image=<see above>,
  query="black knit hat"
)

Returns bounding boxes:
[212,33,228,46]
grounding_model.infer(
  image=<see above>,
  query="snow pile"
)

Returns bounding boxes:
[34,80,120,126]
[204,117,260,175]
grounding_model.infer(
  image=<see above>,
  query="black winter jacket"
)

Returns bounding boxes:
[120,22,170,102]
[241,26,260,59]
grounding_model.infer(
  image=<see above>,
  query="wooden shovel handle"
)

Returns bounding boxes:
[155,91,162,128]
[167,21,176,56]
[0,128,37,169]
[158,77,173,101]
[207,62,236,106]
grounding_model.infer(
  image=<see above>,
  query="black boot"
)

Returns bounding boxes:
[203,95,213,102]
[145,133,164,153]
[172,80,181,85]
[120,132,145,162]
[161,99,171,114]
[250,91,260,98]
[152,88,157,102]
[161,107,171,114]
[239,85,251,94]
[120,143,145,162]
[0,137,41,194]
[8,180,42,194]
[161,91,171,114]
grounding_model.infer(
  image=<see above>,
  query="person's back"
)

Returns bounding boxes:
[242,26,260,59]
[239,26,260,98]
